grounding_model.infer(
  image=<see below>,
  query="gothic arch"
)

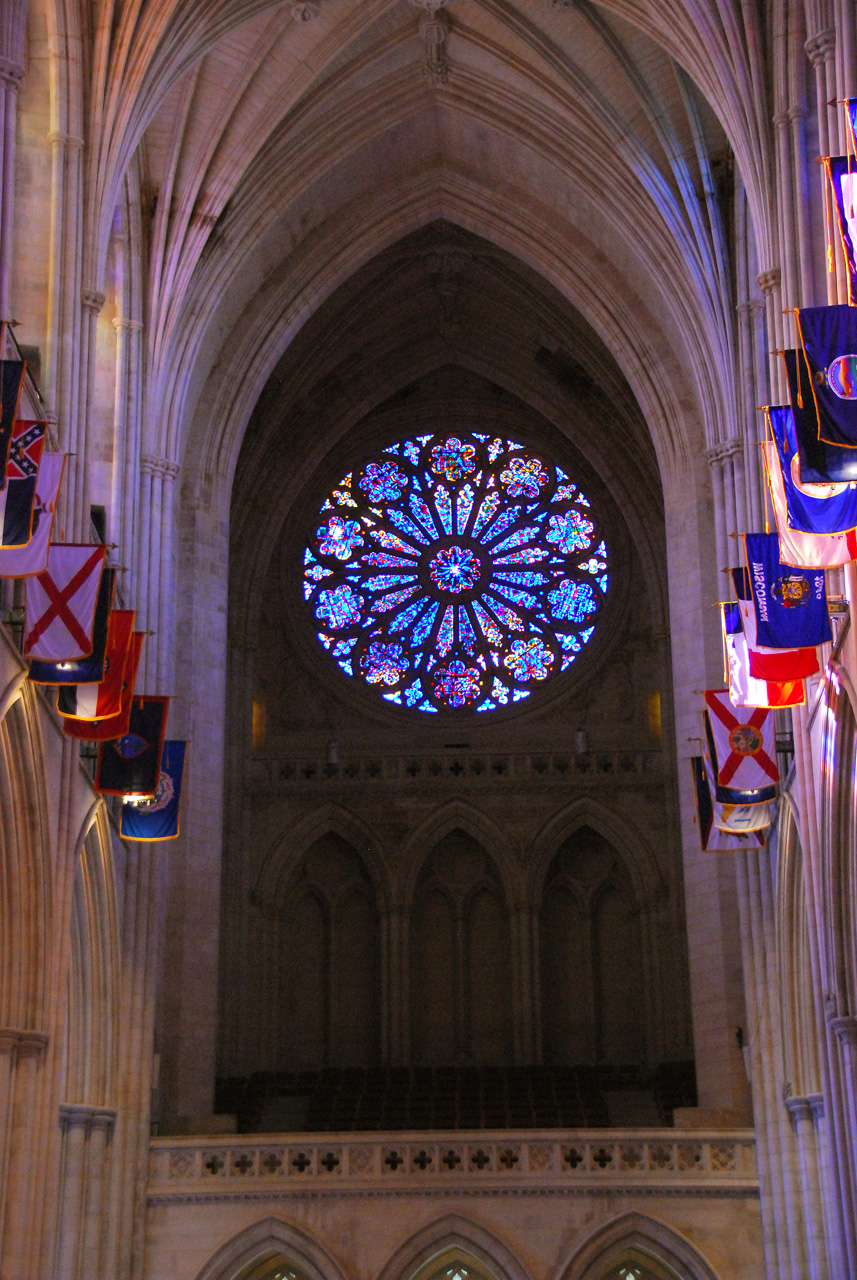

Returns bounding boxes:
[193,1216,348,1280]
[400,801,521,909]
[530,799,666,911]
[563,1211,722,1280]
[253,803,390,915]
[376,1214,530,1280]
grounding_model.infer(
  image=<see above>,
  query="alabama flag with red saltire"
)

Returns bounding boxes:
[24,544,107,661]
[704,689,780,794]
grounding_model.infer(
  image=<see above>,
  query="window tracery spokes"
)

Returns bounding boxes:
[304,432,610,713]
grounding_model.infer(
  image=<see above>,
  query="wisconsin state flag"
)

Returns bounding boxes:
[57,610,135,721]
[95,696,169,797]
[63,630,144,741]
[0,421,46,546]
[24,544,107,661]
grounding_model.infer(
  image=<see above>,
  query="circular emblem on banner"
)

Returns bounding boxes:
[135,770,174,813]
[729,724,762,756]
[772,574,810,608]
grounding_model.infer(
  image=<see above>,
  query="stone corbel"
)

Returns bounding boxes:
[409,0,451,84]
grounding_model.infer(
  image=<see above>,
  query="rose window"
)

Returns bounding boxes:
[303,431,609,713]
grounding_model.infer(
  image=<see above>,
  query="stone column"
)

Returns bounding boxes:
[757,269,784,397]
[0,1029,48,1270]
[0,39,25,318]
[785,1095,830,1280]
[139,454,180,690]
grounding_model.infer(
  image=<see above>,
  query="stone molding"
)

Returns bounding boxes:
[247,747,662,793]
[705,438,743,467]
[47,131,84,150]
[149,1131,758,1204]
[59,1103,117,1132]
[113,317,144,333]
[0,1028,48,1057]
[808,1093,824,1121]
[81,289,106,313]
[142,453,181,481]
[784,1096,814,1123]
[805,28,836,66]
[0,56,24,89]
[756,268,781,295]
[828,1014,857,1046]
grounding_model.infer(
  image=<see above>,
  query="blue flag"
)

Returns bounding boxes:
[795,306,857,449]
[847,98,857,153]
[783,349,857,483]
[826,156,857,305]
[744,532,831,650]
[767,405,857,533]
[120,740,186,841]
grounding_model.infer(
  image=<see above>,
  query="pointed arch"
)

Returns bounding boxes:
[376,1214,530,1280]
[253,802,390,913]
[193,1216,348,1280]
[564,1211,721,1280]
[400,800,520,908]
[530,797,665,910]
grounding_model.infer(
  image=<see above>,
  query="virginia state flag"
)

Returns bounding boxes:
[120,741,186,841]
[783,349,857,483]
[825,156,857,305]
[765,405,857,532]
[703,691,779,800]
[763,442,857,567]
[28,568,115,684]
[690,757,767,852]
[744,532,831,650]
[95,695,169,797]
[795,306,857,449]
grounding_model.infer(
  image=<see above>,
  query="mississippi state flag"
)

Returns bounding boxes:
[0,421,46,546]
[63,630,144,741]
[120,741,187,841]
[763,442,857,567]
[721,602,805,709]
[28,568,115,684]
[0,345,26,487]
[0,454,65,578]
[95,696,169,797]
[24,544,107,662]
[704,690,779,799]
[690,757,767,852]
[744,532,832,651]
[57,610,135,721]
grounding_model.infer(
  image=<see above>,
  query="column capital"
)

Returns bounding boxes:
[757,268,781,295]
[81,288,106,313]
[58,1103,117,1132]
[0,56,24,89]
[784,1094,814,1122]
[805,27,836,67]
[807,1092,825,1120]
[47,131,84,151]
[113,317,143,333]
[0,1028,49,1057]
[772,110,790,131]
[141,453,180,481]
[828,1013,857,1045]
[705,437,743,467]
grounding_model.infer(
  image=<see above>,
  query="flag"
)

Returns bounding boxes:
[57,610,135,720]
[721,601,806,708]
[690,757,767,852]
[743,532,832,650]
[0,421,47,546]
[782,349,857,483]
[0,342,26,488]
[731,567,818,682]
[95,696,170,797]
[24,544,107,662]
[0,454,65,578]
[703,690,779,798]
[28,568,115,684]
[764,405,857,531]
[848,97,857,152]
[794,306,857,449]
[825,156,857,305]
[762,442,857,567]
[120,741,187,841]
[63,630,144,741]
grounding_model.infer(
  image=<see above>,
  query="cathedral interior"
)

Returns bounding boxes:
[0,0,856,1277]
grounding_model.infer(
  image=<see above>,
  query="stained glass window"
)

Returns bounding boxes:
[303,431,610,714]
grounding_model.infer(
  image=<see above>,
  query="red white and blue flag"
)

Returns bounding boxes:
[24,543,107,662]
[57,609,135,721]
[721,602,806,708]
[64,630,144,741]
[0,421,47,547]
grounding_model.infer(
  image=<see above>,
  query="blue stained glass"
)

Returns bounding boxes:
[305,429,608,713]
[456,483,475,534]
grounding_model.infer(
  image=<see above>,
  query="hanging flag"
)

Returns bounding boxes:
[782,349,857,483]
[63,630,144,741]
[721,601,806,708]
[690,757,767,852]
[794,306,857,449]
[28,568,115,684]
[762,441,857,567]
[743,532,832,650]
[95,696,170,797]
[703,690,779,796]
[24,544,107,662]
[0,453,65,578]
[0,341,26,488]
[825,156,857,305]
[120,741,187,841]
[731,566,818,682]
[764,405,857,531]
[0,421,47,547]
[847,97,857,155]
[57,610,135,721]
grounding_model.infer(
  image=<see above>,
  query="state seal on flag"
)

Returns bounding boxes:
[134,770,174,813]
[773,575,810,608]
[729,724,763,756]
